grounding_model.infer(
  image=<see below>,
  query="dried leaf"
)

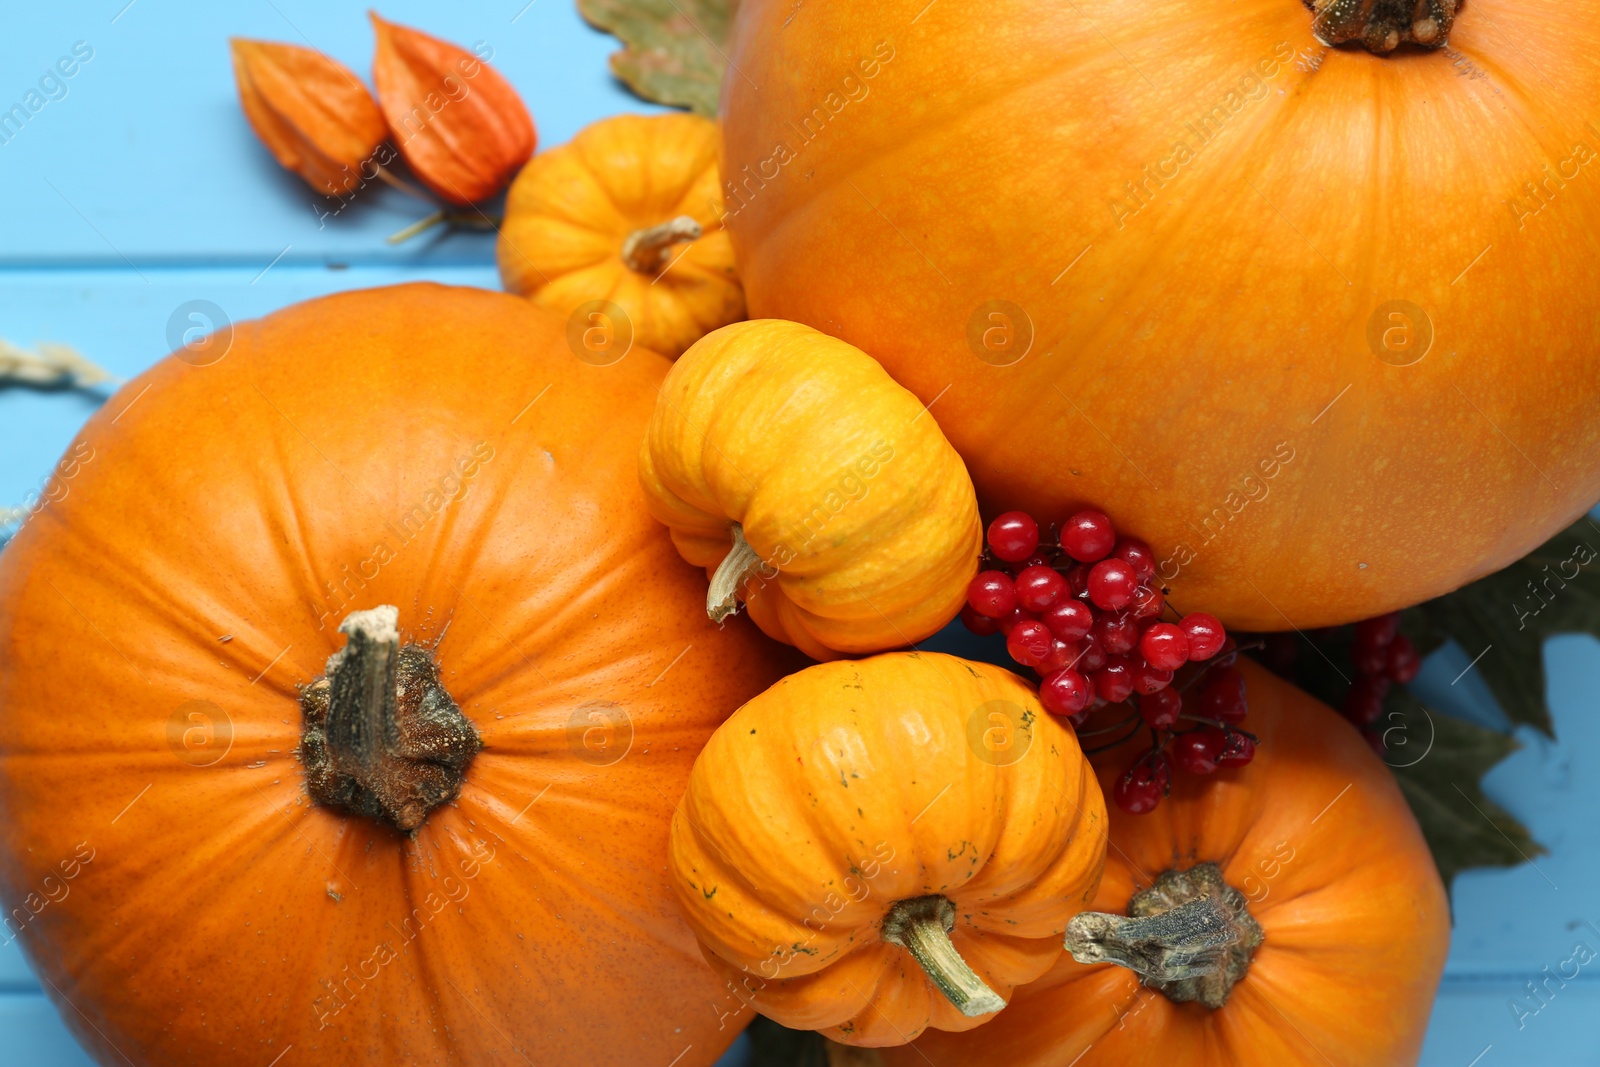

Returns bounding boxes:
[1408,517,1600,735]
[370,13,536,205]
[1380,691,1544,892]
[1246,562,1559,894]
[231,38,388,197]
[0,339,119,390]
[578,0,737,116]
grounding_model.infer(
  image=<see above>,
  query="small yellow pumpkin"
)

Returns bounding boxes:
[669,651,1108,1047]
[638,319,981,658]
[497,112,742,358]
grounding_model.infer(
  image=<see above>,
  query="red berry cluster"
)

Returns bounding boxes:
[1252,611,1421,755]
[1340,611,1420,743]
[960,510,1253,814]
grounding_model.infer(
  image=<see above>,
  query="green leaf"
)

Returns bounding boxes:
[1412,515,1600,735]
[1379,691,1545,891]
[1243,601,1546,893]
[577,0,735,116]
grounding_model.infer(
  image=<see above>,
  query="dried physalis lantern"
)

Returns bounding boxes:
[230,39,388,198]
[370,13,536,205]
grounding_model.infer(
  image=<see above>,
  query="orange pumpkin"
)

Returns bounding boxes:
[639,319,981,659]
[720,0,1600,630]
[670,652,1107,1046]
[884,659,1450,1067]
[0,284,797,1066]
[499,112,743,359]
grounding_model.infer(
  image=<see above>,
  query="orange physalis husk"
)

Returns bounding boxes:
[230,39,388,198]
[369,13,536,206]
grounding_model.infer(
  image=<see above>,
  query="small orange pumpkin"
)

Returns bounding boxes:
[669,652,1108,1046]
[886,659,1450,1067]
[498,112,742,359]
[639,319,981,659]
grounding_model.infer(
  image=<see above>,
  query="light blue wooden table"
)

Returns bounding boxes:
[1,2,1596,1064]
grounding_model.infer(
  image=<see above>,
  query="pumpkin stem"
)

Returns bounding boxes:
[707,523,771,624]
[1064,863,1263,1009]
[621,215,703,274]
[299,606,481,833]
[881,896,1007,1018]
[1302,0,1458,53]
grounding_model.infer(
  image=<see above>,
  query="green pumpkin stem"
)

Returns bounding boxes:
[881,895,1007,1018]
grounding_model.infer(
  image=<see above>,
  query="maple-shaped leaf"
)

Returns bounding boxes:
[578,0,737,116]
[1409,515,1600,736]
[1377,690,1545,892]
[1242,608,1544,895]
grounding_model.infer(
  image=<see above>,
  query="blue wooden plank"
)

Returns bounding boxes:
[0,0,661,266]
[3,0,1599,1064]
[0,265,498,509]
[0,994,95,1067]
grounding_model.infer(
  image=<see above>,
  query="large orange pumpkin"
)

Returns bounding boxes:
[883,659,1450,1067]
[0,284,797,1066]
[719,0,1600,630]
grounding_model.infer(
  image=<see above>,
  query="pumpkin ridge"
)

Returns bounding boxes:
[739,53,1085,255]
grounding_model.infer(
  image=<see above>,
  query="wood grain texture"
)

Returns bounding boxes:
[0,2,1596,1065]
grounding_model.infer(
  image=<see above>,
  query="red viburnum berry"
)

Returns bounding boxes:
[1061,510,1116,562]
[1139,687,1183,730]
[1353,640,1389,677]
[967,570,1016,618]
[1113,754,1170,814]
[1140,622,1190,671]
[1014,564,1067,612]
[1178,613,1227,661]
[1386,634,1421,684]
[1355,611,1402,651]
[987,511,1039,563]
[1343,675,1390,726]
[1174,727,1225,775]
[1087,558,1138,611]
[1094,611,1140,655]
[1132,661,1174,695]
[1039,669,1091,717]
[1092,657,1137,703]
[996,607,1037,635]
[1113,537,1157,583]
[1037,638,1082,674]
[1041,598,1094,642]
[1199,667,1247,723]
[1006,619,1054,666]
[1129,584,1165,620]
[1217,731,1256,768]
[959,604,999,636]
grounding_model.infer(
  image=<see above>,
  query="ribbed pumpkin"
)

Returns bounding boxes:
[499,112,742,358]
[0,284,796,1067]
[885,659,1450,1067]
[639,319,981,659]
[720,0,1600,630]
[670,652,1108,1046]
